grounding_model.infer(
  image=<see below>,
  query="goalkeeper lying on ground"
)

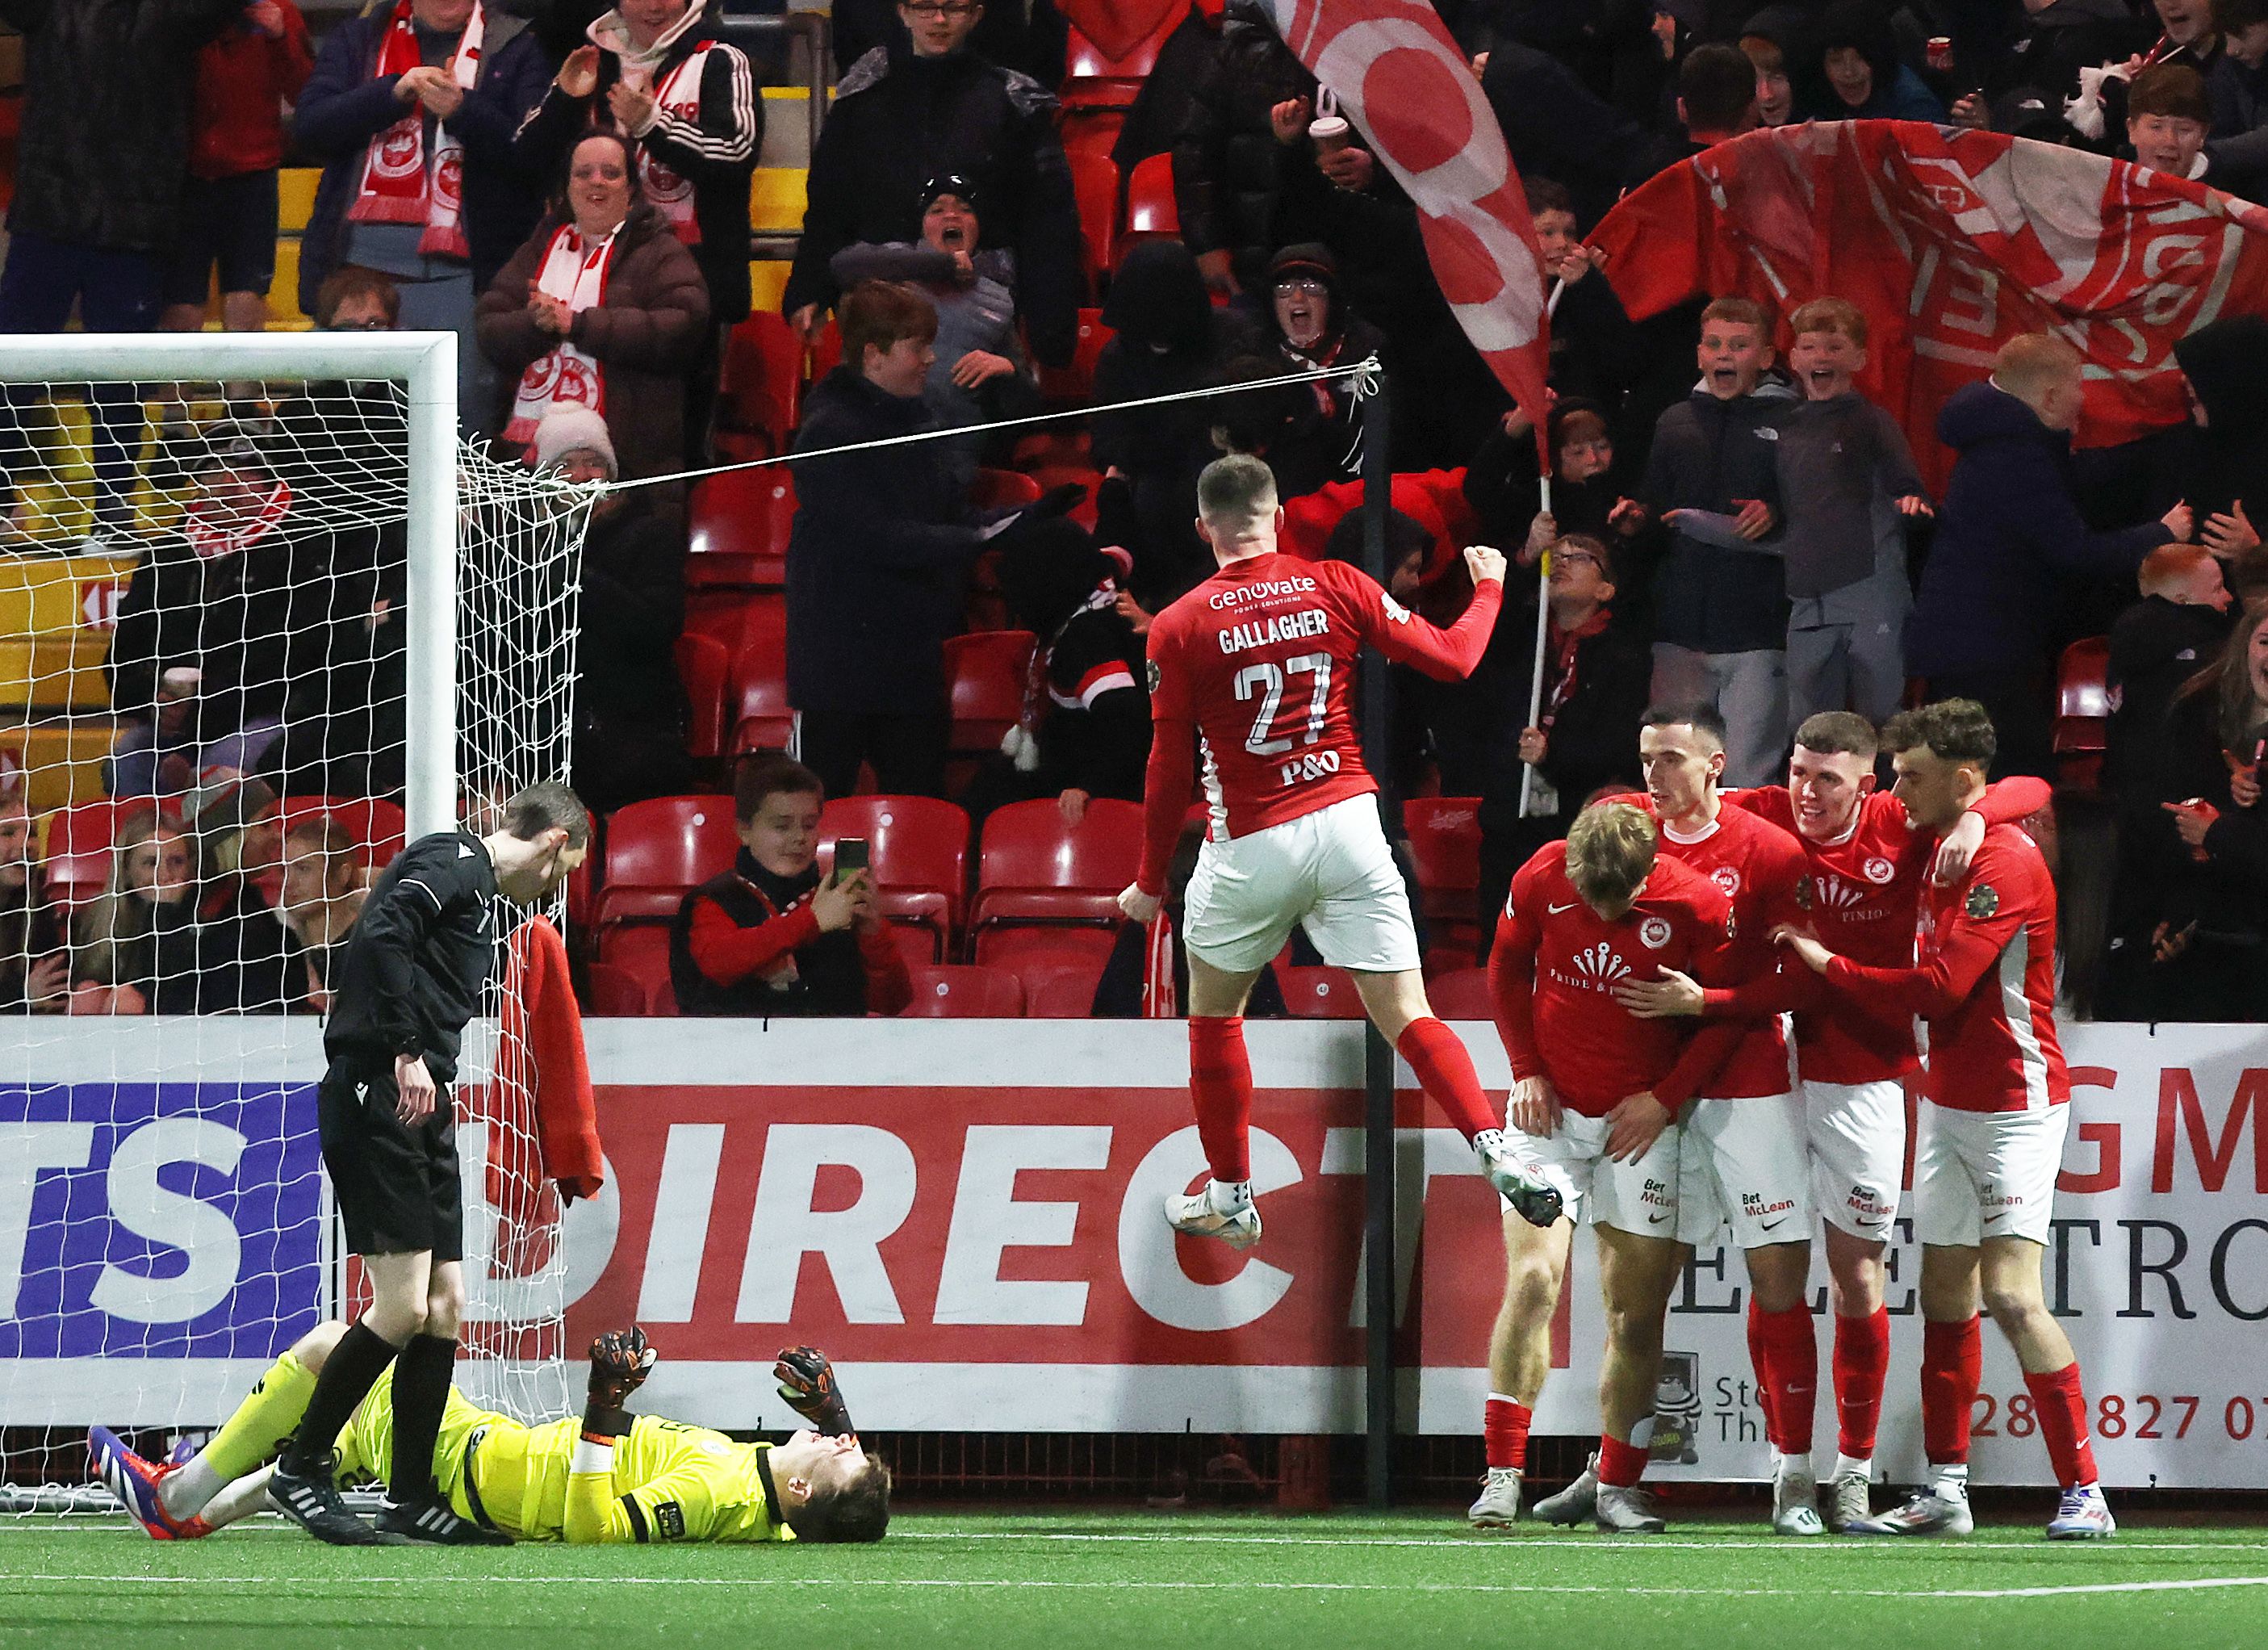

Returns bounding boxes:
[89,1324,889,1546]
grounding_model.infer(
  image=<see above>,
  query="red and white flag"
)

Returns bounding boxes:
[1264,0,1552,446]
[1590,121,2268,484]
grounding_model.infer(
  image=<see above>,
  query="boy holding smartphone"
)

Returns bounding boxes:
[667,755,912,1017]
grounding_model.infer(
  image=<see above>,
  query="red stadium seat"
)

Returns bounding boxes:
[713,312,805,460]
[1280,965,1366,1020]
[944,630,1037,755]
[808,317,843,383]
[1068,149,1119,283]
[1023,959,1105,1016]
[1059,108,1125,166]
[818,794,972,951]
[1426,966,1494,1021]
[1060,4,1184,107]
[2053,635,2112,795]
[1035,309,1113,408]
[1404,794,1483,953]
[584,961,650,1016]
[269,796,408,868]
[676,632,731,762]
[971,468,1044,511]
[593,795,738,928]
[969,798,1143,949]
[970,923,1121,971]
[899,963,1026,1017]
[686,468,797,592]
[1119,153,1179,262]
[596,923,678,1016]
[728,610,796,754]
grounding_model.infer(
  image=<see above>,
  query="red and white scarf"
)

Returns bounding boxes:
[587,6,712,245]
[504,221,617,446]
[346,0,485,261]
[185,481,293,562]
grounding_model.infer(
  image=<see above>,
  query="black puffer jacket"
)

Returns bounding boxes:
[1170,0,1322,295]
[0,0,245,251]
[781,42,1080,366]
[785,366,983,718]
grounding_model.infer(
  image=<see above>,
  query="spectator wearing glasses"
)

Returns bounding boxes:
[1249,244,1385,501]
[781,0,1082,371]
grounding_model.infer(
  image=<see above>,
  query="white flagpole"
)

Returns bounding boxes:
[1517,278,1567,822]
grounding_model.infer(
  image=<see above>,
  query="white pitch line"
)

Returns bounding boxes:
[6,1573,2268,1602]
[891,1531,2268,1555]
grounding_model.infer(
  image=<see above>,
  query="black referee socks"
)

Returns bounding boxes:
[280,1320,400,1475]
[388,1333,459,1503]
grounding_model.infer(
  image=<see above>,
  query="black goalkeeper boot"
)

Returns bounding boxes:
[266,1451,380,1546]
[374,1494,513,1547]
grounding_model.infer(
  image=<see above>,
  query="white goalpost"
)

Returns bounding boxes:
[0,331,591,1507]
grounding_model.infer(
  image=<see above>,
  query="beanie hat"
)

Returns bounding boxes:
[534,406,617,477]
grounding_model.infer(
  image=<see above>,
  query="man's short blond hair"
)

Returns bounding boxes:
[2140,542,2217,596]
[1564,802,1658,908]
[1994,333,2082,402]
[1197,454,1278,528]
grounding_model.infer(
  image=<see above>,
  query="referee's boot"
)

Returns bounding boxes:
[375,1493,513,1546]
[266,1450,381,1546]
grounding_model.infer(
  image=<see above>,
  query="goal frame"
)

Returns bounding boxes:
[0,329,461,838]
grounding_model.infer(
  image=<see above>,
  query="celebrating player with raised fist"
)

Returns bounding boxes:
[1118,454,1560,1252]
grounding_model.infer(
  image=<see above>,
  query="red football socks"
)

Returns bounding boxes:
[1396,1017,1496,1143]
[2024,1363,2101,1489]
[1746,1300,1778,1442]
[1186,1016,1253,1183]
[1597,1432,1651,1489]
[1921,1315,1982,1466]
[1833,1307,1892,1460]
[1484,1396,1532,1472]
[1751,1303,1819,1455]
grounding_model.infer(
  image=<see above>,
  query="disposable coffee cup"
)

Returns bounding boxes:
[1309,115,1351,157]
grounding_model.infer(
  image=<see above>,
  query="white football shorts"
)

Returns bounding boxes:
[1500,1110,1680,1238]
[1803,1078,1906,1242]
[1914,1102,2070,1248]
[1674,1091,1813,1249]
[1182,794,1420,974]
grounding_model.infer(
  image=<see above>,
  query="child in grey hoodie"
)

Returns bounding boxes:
[1773,297,1933,730]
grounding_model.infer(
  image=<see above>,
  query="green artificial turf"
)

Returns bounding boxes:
[4,1512,2266,1650]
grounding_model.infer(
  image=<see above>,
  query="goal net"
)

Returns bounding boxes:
[0,333,592,1508]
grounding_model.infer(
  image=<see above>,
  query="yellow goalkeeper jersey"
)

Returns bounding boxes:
[337,1372,795,1545]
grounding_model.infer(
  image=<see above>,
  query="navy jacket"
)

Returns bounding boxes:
[784,367,983,717]
[1641,379,1796,654]
[293,7,552,314]
[1907,382,2162,678]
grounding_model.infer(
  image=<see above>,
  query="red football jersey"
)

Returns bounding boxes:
[1822,824,2068,1113]
[1723,779,2053,1083]
[1489,844,1740,1116]
[1605,796,1810,1098]
[1137,552,1500,890]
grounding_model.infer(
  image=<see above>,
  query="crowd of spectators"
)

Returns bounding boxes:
[5,0,2268,1020]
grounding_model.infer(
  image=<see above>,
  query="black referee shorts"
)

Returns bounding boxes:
[317,1057,465,1263]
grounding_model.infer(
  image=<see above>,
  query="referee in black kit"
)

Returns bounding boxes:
[266,781,588,1546]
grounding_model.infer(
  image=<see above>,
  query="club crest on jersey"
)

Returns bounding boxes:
[1638,915,1672,949]
[1864,856,1896,884]
[1380,591,1412,625]
[1146,659,1161,694]
[1710,865,1741,898]
[1966,883,2000,919]
[1572,941,1630,982]
[1793,875,1815,911]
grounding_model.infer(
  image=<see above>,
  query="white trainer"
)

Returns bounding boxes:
[1533,1453,1600,1526]
[2045,1485,2115,1540]
[1476,1139,1564,1229]
[1595,1481,1666,1534]
[1163,1189,1262,1250]
[1824,1469,1873,1534]
[1848,1485,1973,1537]
[1468,1466,1522,1529]
[1772,1463,1825,1536]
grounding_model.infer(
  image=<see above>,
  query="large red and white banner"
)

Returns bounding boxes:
[10,1020,2268,1485]
[1590,121,2268,487]
[1263,0,1551,439]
